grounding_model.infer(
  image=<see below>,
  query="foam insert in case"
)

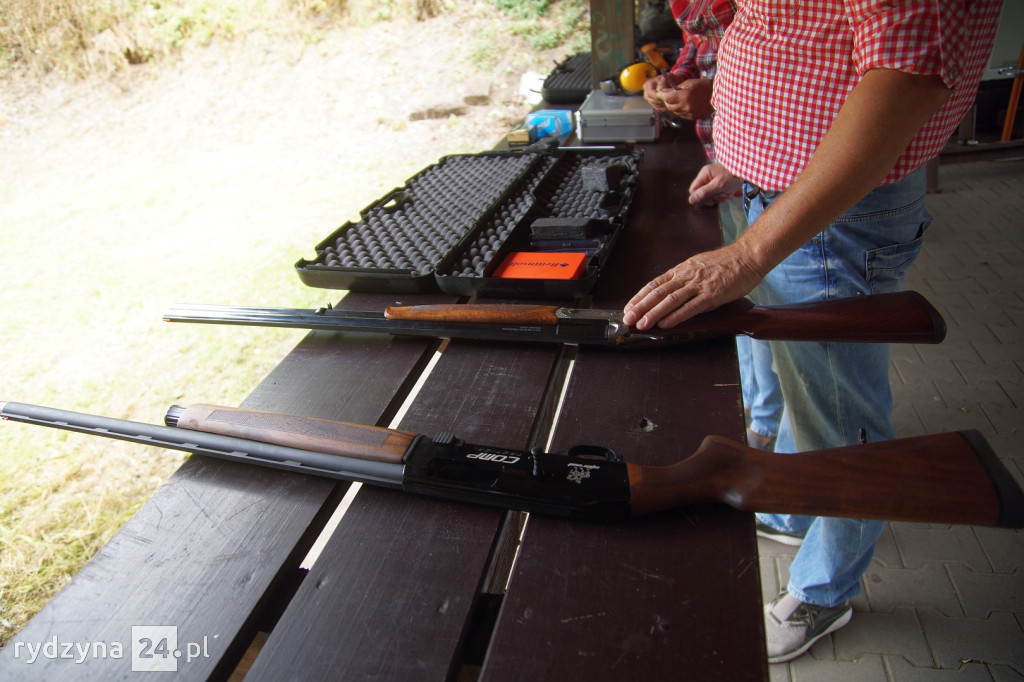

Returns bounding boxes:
[295,146,643,298]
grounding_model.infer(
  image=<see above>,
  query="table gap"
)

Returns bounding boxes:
[297,342,449,569]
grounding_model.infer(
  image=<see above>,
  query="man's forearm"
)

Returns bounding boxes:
[736,68,951,274]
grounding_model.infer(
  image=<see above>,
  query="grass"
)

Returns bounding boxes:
[0,0,347,75]
[0,0,589,648]
[0,155,331,642]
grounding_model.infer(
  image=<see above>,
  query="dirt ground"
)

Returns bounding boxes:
[0,8,563,235]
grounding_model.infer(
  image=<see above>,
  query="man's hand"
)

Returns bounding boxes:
[661,78,713,120]
[688,162,742,206]
[623,162,752,330]
[643,73,684,111]
[644,76,714,120]
[622,242,766,330]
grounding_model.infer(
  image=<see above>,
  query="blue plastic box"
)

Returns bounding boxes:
[524,110,574,141]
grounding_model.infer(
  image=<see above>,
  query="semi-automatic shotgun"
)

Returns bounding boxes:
[163,290,947,349]
[3,401,1021,527]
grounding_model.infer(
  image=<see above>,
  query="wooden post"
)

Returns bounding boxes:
[589,0,635,88]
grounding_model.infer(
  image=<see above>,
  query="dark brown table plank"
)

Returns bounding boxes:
[481,345,766,680]
[0,293,448,680]
[245,339,563,680]
[480,131,768,680]
[483,506,762,679]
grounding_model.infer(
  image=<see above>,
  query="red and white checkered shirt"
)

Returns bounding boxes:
[669,0,737,80]
[668,0,738,159]
[712,0,1003,191]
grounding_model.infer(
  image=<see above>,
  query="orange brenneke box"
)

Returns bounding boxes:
[494,252,588,279]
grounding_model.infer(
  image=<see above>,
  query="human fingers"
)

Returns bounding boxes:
[623,266,703,330]
[645,74,673,95]
[623,270,673,327]
[687,165,720,206]
[643,79,665,109]
[688,163,740,206]
[626,245,766,330]
[630,284,703,330]
[663,96,694,120]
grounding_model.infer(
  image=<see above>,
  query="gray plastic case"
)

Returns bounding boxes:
[576,90,660,143]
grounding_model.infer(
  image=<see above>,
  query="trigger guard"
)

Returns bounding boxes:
[562,444,623,462]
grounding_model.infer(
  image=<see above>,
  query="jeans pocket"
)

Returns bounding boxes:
[864,227,927,294]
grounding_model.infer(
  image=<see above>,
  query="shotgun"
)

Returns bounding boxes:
[3,401,1021,527]
[163,290,947,349]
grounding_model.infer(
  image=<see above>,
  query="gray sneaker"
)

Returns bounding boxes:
[747,427,776,451]
[764,590,852,663]
[755,520,804,546]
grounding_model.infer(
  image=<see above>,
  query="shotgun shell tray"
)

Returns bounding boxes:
[295,146,642,298]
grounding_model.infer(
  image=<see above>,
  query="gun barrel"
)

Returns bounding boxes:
[164,304,609,346]
[0,401,406,488]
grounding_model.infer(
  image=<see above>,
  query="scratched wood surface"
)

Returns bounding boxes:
[0,293,449,680]
[479,132,767,680]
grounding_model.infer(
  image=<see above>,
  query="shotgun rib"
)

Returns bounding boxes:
[3,401,1021,527]
[163,290,947,349]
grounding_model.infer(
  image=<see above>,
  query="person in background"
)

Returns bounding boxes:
[643,0,731,157]
[625,0,1003,663]
[643,0,783,452]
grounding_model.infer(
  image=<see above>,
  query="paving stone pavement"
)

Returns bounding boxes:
[759,158,1024,682]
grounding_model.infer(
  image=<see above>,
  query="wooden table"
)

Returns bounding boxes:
[1,129,768,680]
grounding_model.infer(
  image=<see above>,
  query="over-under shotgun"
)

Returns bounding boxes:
[164,290,947,349]
[3,401,1021,527]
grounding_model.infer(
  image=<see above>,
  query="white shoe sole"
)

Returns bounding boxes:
[756,527,804,546]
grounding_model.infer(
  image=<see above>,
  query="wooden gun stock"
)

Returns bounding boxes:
[672,291,947,344]
[629,431,1024,528]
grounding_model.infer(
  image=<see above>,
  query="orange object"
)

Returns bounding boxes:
[494,252,588,279]
[1002,39,1024,142]
[641,43,669,72]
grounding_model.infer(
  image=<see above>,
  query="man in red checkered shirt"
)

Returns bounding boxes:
[624,0,1003,664]
[644,0,737,160]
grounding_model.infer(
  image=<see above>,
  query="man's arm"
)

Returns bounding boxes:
[624,68,951,331]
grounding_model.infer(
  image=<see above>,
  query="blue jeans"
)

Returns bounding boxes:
[720,197,783,441]
[737,335,783,440]
[749,167,931,607]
